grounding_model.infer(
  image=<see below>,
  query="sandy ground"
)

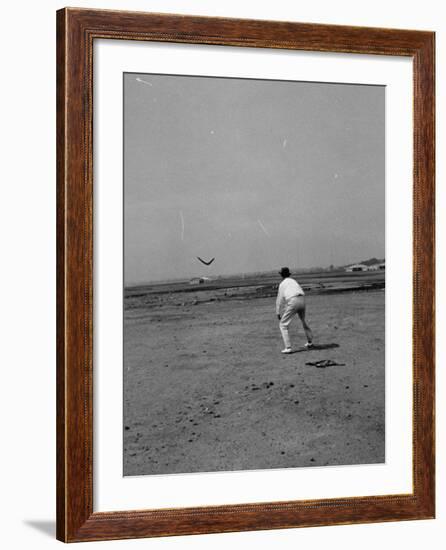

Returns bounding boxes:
[124,289,385,476]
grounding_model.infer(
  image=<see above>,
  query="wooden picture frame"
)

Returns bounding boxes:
[56,7,435,542]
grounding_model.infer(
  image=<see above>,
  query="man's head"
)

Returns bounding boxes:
[279,267,290,278]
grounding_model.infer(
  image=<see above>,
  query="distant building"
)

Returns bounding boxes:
[190,277,205,284]
[368,262,386,271]
[189,276,211,285]
[345,264,369,272]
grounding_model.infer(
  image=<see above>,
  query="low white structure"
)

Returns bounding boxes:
[189,276,211,285]
[345,264,369,272]
[368,262,386,271]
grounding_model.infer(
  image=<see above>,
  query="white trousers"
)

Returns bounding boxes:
[279,295,305,348]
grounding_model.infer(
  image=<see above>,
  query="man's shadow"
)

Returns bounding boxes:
[289,343,339,354]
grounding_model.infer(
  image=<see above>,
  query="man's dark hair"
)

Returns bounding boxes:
[279,267,290,278]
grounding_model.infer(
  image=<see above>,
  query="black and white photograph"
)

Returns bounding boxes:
[123,72,385,476]
[2,0,441,547]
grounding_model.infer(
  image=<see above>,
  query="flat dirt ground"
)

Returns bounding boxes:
[124,274,385,476]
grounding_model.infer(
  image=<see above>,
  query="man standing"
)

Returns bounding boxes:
[276,267,313,354]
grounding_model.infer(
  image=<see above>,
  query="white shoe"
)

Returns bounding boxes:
[304,342,314,349]
[281,348,292,354]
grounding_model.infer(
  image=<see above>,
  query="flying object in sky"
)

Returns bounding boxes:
[197,257,215,266]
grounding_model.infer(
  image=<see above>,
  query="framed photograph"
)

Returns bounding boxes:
[56,8,435,542]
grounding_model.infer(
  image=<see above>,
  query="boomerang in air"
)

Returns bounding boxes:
[197,256,215,266]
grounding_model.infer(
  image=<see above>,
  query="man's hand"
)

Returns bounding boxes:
[277,314,281,320]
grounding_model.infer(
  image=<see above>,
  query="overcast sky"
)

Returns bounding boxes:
[124,73,384,285]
